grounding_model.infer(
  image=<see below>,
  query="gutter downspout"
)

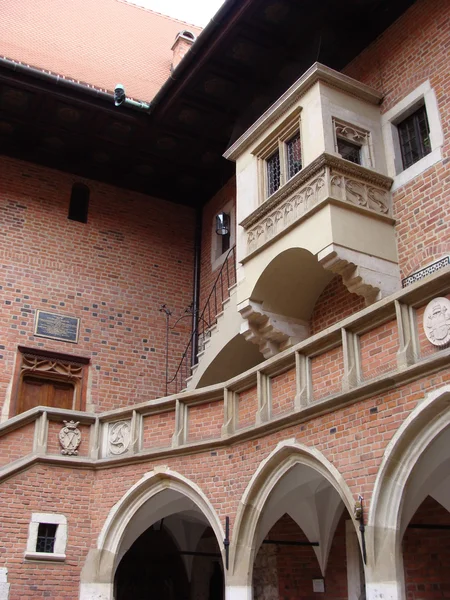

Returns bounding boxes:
[0,57,149,112]
[191,207,202,367]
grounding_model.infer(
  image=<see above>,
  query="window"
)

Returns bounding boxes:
[398,106,431,170]
[267,150,281,196]
[334,119,372,168]
[262,128,303,198]
[381,80,443,190]
[211,199,235,271]
[10,346,89,416]
[25,513,67,561]
[36,523,57,553]
[68,183,89,223]
[337,138,361,165]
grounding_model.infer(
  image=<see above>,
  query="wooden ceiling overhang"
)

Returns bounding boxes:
[0,0,417,207]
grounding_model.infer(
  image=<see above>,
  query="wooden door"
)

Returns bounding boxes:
[18,376,74,414]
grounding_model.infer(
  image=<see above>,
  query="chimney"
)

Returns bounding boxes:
[171,30,196,71]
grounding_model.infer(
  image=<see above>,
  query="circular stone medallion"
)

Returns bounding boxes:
[423,297,450,346]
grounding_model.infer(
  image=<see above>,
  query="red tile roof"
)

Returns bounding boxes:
[0,0,202,101]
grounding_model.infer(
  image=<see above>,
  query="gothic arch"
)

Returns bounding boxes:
[230,440,357,584]
[368,384,450,560]
[79,467,224,599]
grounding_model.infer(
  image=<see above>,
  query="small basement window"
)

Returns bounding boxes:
[36,523,58,553]
[68,183,89,223]
[25,513,67,561]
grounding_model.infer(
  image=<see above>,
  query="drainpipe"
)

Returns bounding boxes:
[191,207,202,367]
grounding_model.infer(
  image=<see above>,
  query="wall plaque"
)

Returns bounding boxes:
[34,310,80,343]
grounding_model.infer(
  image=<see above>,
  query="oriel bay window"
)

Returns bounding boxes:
[258,117,303,199]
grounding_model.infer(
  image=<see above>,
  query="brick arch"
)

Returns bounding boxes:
[230,440,357,585]
[79,467,224,599]
[402,244,450,279]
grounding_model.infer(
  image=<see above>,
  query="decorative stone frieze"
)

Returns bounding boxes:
[242,153,392,257]
[59,420,81,455]
[108,420,131,455]
[423,297,450,346]
[21,354,83,379]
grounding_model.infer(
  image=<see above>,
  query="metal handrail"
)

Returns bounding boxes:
[167,246,236,394]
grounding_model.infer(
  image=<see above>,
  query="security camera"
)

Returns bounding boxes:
[114,84,126,107]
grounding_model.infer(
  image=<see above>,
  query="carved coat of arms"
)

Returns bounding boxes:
[424,297,450,346]
[108,420,131,455]
[59,420,81,455]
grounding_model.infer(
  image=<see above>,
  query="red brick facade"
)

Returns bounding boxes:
[1,0,450,599]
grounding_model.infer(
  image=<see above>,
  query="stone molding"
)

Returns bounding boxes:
[239,299,310,358]
[224,63,383,161]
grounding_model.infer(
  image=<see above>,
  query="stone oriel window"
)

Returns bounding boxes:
[11,346,89,416]
[254,110,303,201]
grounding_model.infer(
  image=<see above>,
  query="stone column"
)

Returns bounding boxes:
[225,586,253,600]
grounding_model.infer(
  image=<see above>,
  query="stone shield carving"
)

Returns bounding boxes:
[108,420,131,455]
[423,297,450,346]
[59,420,81,455]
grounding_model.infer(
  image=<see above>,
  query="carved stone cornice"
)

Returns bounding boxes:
[240,152,393,231]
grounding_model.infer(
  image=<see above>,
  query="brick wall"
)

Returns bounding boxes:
[344,0,450,279]
[0,156,195,413]
[310,277,365,335]
[403,496,450,600]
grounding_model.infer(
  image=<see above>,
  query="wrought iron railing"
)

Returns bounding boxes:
[167,246,236,394]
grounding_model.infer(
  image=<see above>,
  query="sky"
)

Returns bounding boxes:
[129,0,227,27]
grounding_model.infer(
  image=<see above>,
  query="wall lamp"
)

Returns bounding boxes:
[216,212,230,236]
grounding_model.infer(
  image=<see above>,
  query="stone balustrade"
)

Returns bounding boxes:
[0,266,449,479]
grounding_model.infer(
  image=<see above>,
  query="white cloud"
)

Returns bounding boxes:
[129,0,226,27]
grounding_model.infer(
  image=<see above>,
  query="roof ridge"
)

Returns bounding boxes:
[116,0,203,30]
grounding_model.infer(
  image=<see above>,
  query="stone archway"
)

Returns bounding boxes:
[228,440,362,600]
[367,384,450,600]
[79,467,224,600]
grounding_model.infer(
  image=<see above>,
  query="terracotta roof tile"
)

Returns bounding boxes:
[0,0,202,100]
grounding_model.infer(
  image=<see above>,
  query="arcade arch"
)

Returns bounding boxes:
[230,441,364,600]
[79,468,224,600]
[367,385,450,600]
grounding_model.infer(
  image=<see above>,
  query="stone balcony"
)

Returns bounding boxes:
[242,152,392,260]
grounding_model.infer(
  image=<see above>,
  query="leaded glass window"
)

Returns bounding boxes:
[398,106,431,170]
[36,523,57,553]
[286,132,302,178]
[267,150,281,196]
[337,138,362,165]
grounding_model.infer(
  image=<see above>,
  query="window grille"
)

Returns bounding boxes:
[286,132,302,178]
[337,138,362,165]
[267,150,281,196]
[36,523,58,553]
[398,106,431,170]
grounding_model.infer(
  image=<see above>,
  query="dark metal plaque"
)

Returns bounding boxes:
[34,310,80,343]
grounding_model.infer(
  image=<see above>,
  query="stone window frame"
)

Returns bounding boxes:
[253,108,303,203]
[9,346,90,417]
[211,198,236,272]
[381,80,443,191]
[25,512,67,562]
[333,117,374,168]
